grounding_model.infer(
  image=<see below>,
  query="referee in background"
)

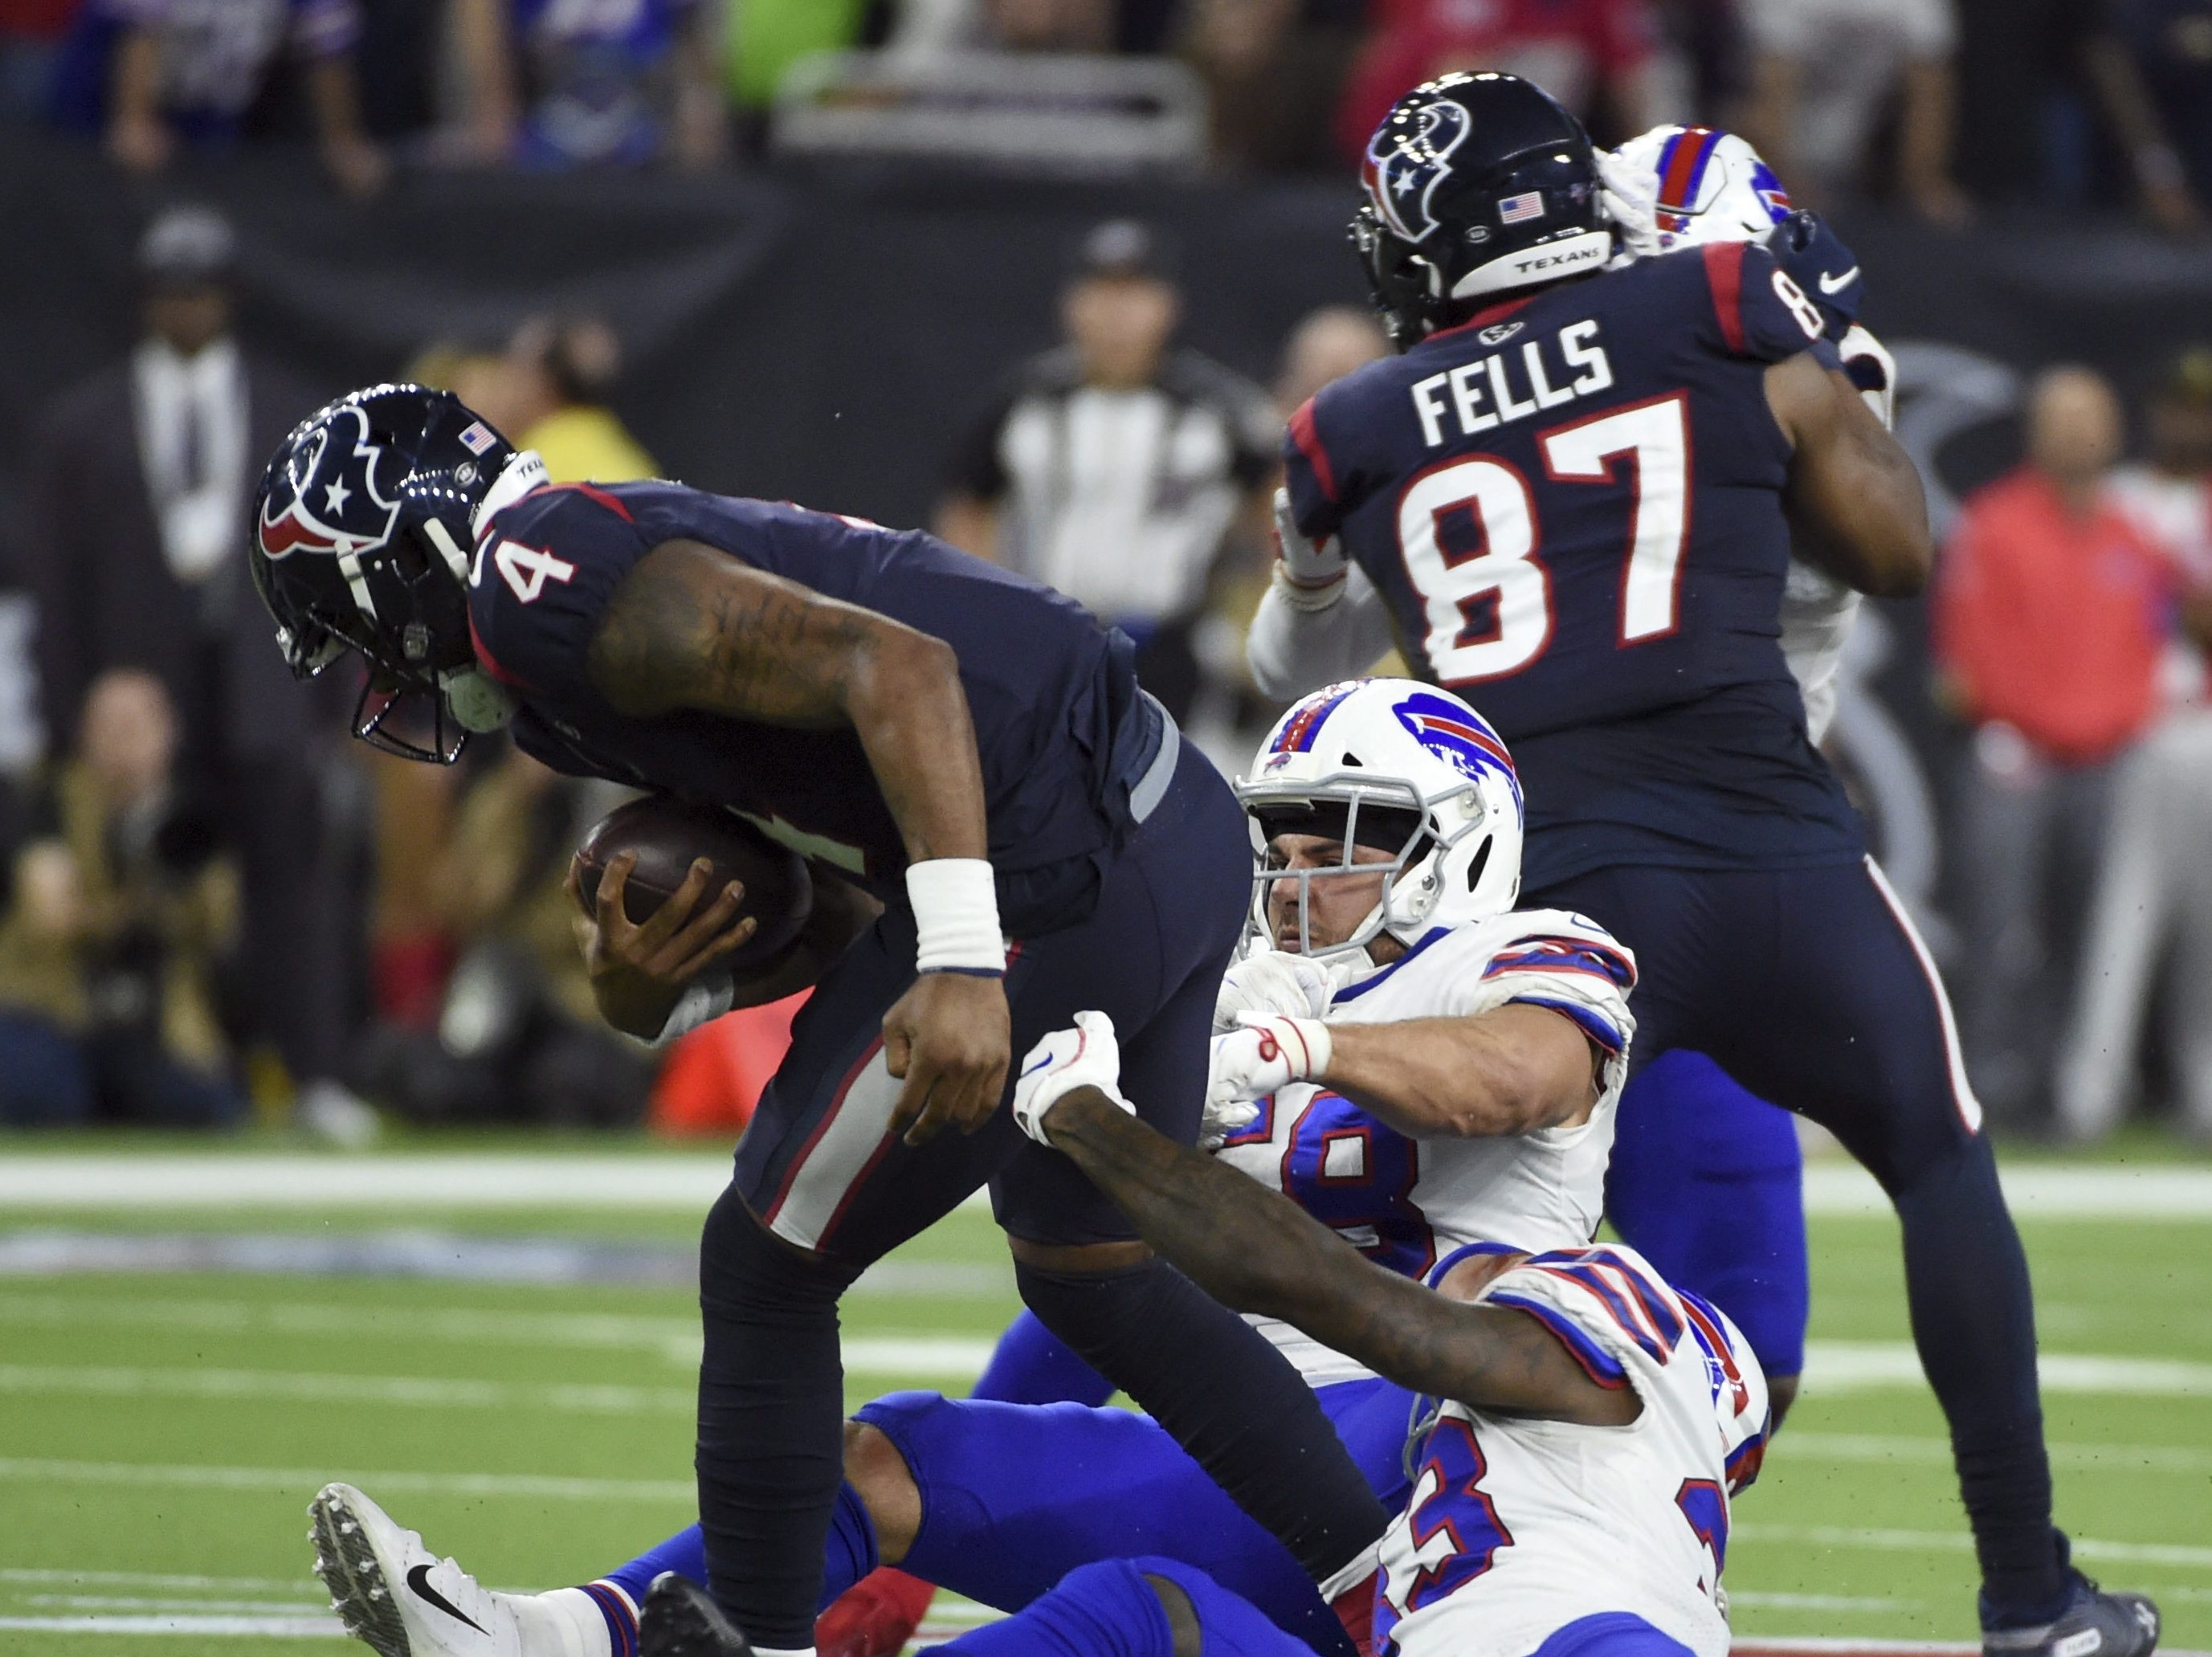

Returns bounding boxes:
[937,219,1277,722]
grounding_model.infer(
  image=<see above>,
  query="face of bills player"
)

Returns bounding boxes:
[1263,833,1400,958]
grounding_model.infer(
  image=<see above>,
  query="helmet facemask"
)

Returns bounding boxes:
[1243,772,1492,961]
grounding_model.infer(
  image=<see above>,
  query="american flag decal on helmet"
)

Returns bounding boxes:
[1498,190,1545,225]
[458,422,498,455]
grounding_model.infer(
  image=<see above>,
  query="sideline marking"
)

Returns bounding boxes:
[1,1154,2206,1218]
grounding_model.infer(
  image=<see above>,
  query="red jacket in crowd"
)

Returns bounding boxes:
[1933,467,2178,765]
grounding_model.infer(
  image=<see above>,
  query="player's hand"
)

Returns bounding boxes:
[567,851,756,1038]
[1214,948,1361,1034]
[1010,1013,1132,1146]
[1208,1013,1332,1112]
[1769,210,1862,336]
[1271,488,1349,607]
[1596,145,1662,261]
[884,970,1011,1146]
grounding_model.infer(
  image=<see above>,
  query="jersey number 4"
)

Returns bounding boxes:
[1400,394,1688,684]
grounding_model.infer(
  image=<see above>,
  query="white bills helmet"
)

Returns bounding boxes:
[1236,679,1524,959]
[1613,124,1794,251]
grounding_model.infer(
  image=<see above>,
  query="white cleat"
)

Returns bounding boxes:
[309,1484,616,1657]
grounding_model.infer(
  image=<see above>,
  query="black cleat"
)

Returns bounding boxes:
[639,1574,755,1657]
[1985,1580,2161,1657]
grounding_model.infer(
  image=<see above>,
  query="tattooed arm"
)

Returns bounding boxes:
[587,539,988,862]
[583,540,1008,1137]
[1041,1088,1640,1426]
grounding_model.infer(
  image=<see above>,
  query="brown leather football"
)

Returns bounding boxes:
[571,794,814,974]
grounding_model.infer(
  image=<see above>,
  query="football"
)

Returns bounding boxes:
[570,794,814,974]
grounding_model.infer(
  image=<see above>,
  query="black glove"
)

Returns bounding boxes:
[1769,210,1863,339]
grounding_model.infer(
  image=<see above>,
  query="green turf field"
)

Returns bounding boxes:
[2,1146,2207,1655]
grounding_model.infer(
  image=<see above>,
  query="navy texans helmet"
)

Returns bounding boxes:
[250,383,546,762]
[1353,72,1610,349]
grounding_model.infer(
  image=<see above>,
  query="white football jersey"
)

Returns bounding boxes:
[1779,320,1892,744]
[1215,908,1636,1386]
[1376,1243,1770,1657]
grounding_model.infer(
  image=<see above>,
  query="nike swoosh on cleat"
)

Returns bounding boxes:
[1818,266,1859,294]
[406,1565,489,1635]
[1018,1053,1054,1079]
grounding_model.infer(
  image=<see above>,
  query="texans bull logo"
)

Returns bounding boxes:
[1361,93,1471,244]
[257,404,402,562]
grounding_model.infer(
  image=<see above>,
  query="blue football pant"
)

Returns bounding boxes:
[1606,1050,1808,1381]
[920,1559,1699,1657]
[603,1379,1412,1657]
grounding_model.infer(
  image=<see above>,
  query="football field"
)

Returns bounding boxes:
[1,1141,2207,1656]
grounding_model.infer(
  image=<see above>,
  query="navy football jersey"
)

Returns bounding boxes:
[467,481,1151,933]
[1283,242,1864,888]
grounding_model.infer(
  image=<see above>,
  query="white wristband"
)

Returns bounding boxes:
[652,970,735,1047]
[907,857,1006,976]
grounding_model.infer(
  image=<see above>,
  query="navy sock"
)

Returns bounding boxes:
[1892,1138,2063,1618]
[1014,1257,1388,1586]
[972,1310,1115,1407]
[694,1186,857,1647]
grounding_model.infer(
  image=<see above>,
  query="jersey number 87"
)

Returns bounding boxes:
[1402,394,1690,686]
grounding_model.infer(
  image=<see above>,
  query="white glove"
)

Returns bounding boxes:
[1271,488,1349,611]
[1010,1011,1131,1146]
[1597,145,1663,265]
[1214,948,1362,1034]
[1206,1012,1333,1120]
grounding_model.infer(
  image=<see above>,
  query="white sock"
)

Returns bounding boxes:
[516,1586,624,1657]
[754,1647,817,1657]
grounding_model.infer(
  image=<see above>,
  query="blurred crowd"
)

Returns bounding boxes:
[6,193,2212,1149]
[1,0,2210,225]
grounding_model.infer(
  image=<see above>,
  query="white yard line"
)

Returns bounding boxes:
[0,1569,306,1593]
[1736,1524,2212,1570]
[1,1154,2206,1218]
[0,1458,695,1503]
[1799,1344,2212,1397]
[1779,1431,2212,1475]
[0,1340,994,1414]
[0,1614,345,1636]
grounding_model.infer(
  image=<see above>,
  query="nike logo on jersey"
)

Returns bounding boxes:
[1818,266,1859,295]
[406,1565,489,1634]
[1410,320,1617,447]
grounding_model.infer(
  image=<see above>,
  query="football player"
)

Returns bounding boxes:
[247,389,1390,1657]
[1240,76,2157,1657]
[646,1005,1775,1657]
[308,680,1641,1657]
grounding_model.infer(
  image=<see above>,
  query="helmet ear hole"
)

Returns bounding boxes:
[1465,835,1492,894]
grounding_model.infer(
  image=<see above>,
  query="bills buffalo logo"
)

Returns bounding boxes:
[1392,692,1521,807]
[257,405,402,562]
[1361,93,1471,243]
[1748,160,1792,223]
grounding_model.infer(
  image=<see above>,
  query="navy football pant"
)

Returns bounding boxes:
[696,746,1386,1646]
[1535,855,2059,1611]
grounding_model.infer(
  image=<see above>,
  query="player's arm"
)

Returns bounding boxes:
[1765,352,1934,598]
[586,538,1010,1141]
[1036,1082,1637,1426]
[1246,562,1399,700]
[1312,1005,1602,1137]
